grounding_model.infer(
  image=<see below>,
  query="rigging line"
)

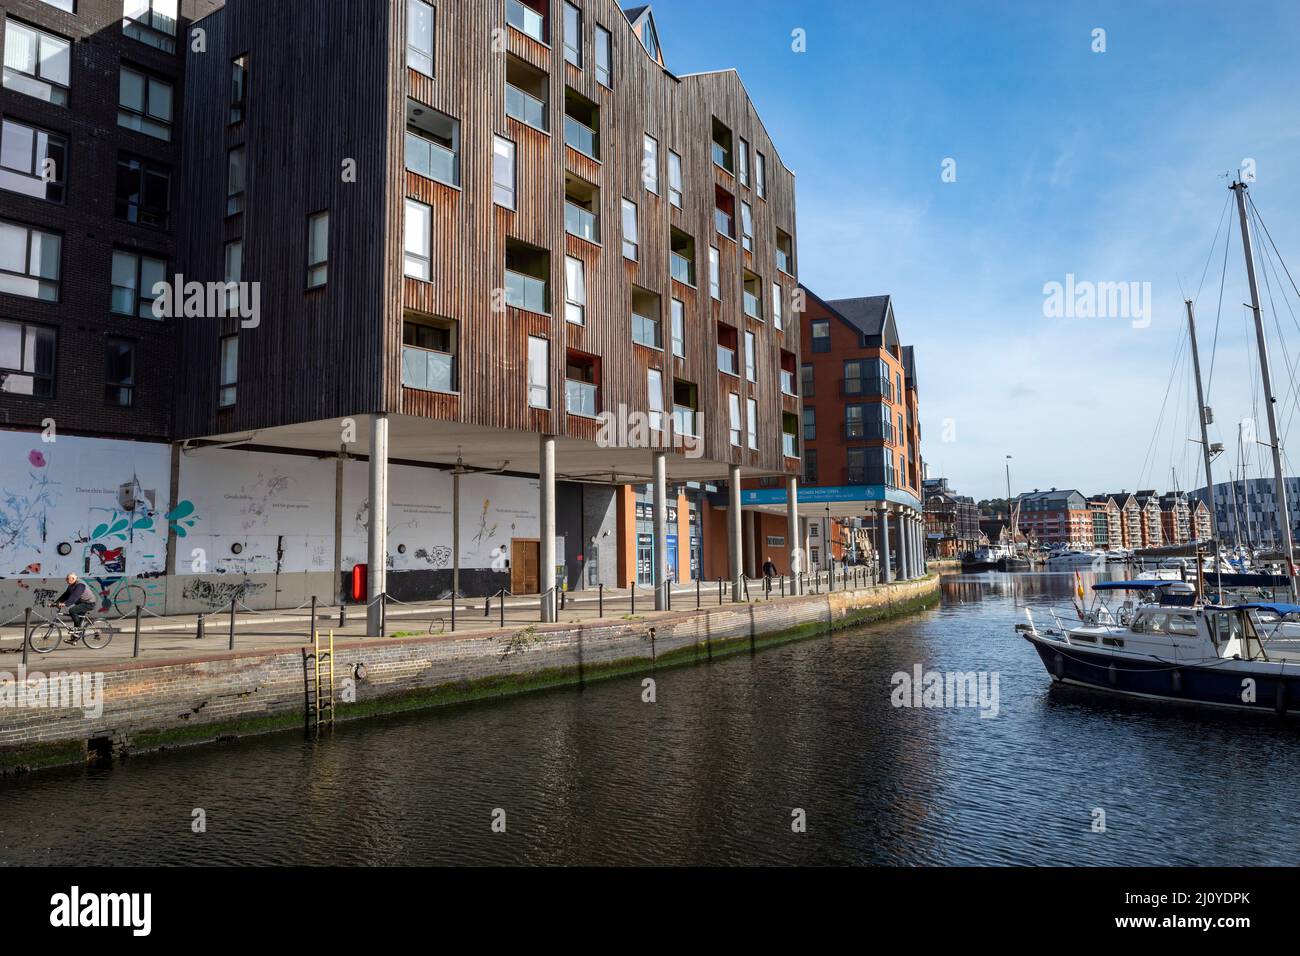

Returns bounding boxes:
[1250,202,1300,444]
[1137,323,1188,490]
[1248,192,1300,306]
[1205,204,1235,398]
[1194,191,1234,305]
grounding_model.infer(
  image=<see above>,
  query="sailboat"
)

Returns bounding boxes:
[1021,180,1300,713]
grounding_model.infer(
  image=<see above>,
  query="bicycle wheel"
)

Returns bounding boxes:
[29,622,62,654]
[81,621,113,650]
[112,584,146,619]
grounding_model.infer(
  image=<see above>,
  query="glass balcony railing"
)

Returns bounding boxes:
[632,314,660,349]
[842,377,893,401]
[717,346,737,375]
[506,0,545,42]
[565,379,598,417]
[783,433,799,458]
[565,202,598,242]
[505,269,547,313]
[401,346,455,393]
[714,209,733,237]
[844,420,894,444]
[564,115,598,158]
[780,370,796,395]
[405,133,456,185]
[672,406,697,437]
[505,84,547,131]
[670,252,694,285]
[776,248,792,273]
[743,290,761,319]
[711,142,730,170]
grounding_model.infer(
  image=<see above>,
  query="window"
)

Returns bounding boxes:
[670,299,685,357]
[0,219,60,300]
[717,322,738,375]
[563,3,582,67]
[225,147,244,216]
[110,250,166,318]
[631,288,661,349]
[780,351,797,395]
[505,56,548,132]
[123,0,178,53]
[670,228,695,285]
[118,67,173,140]
[709,247,720,299]
[565,256,585,325]
[493,136,516,209]
[564,87,600,159]
[714,186,735,239]
[776,229,794,273]
[742,270,762,320]
[505,239,549,313]
[402,312,457,393]
[801,363,814,397]
[116,155,170,227]
[306,212,328,289]
[642,134,659,193]
[105,337,135,407]
[756,152,767,198]
[408,0,434,76]
[728,393,742,446]
[740,201,754,252]
[564,173,600,242]
[406,100,460,187]
[404,198,432,279]
[3,20,70,105]
[711,117,733,172]
[668,150,683,208]
[0,320,54,396]
[647,369,664,432]
[527,335,549,408]
[565,351,599,416]
[229,55,249,124]
[595,25,612,87]
[639,17,661,60]
[803,406,816,441]
[811,319,830,353]
[672,380,698,437]
[747,397,759,450]
[223,240,242,311]
[772,282,784,330]
[744,330,756,382]
[507,0,547,44]
[803,449,818,485]
[0,119,66,202]
[218,334,238,407]
[782,412,799,458]
[621,199,638,260]
[738,138,750,186]
[40,0,76,11]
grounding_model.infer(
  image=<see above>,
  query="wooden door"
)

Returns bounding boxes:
[511,539,540,594]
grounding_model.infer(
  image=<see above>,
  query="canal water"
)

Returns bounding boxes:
[2,572,1298,866]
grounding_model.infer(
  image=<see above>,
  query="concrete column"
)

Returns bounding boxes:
[728,464,743,600]
[897,512,911,580]
[743,508,757,579]
[540,434,556,623]
[880,507,892,583]
[653,451,668,611]
[366,413,389,635]
[786,476,800,593]
[910,516,920,578]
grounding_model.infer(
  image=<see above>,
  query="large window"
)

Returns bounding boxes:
[776,229,794,274]
[225,147,244,216]
[404,198,432,280]
[111,250,166,318]
[40,0,76,11]
[119,67,172,140]
[803,406,816,442]
[3,20,70,105]
[709,247,720,299]
[408,0,435,76]
[772,282,784,331]
[670,228,695,286]
[229,55,249,124]
[406,100,459,187]
[595,25,612,87]
[507,0,547,44]
[0,118,65,202]
[728,393,742,446]
[105,337,135,407]
[643,134,659,194]
[714,186,735,239]
[756,151,767,198]
[527,335,549,408]
[621,199,638,260]
[811,319,830,353]
[402,313,457,393]
[747,397,758,450]
[0,319,54,397]
[670,299,685,357]
[668,150,683,208]
[647,369,664,432]
[223,240,242,311]
[565,256,585,325]
[740,201,754,252]
[738,137,750,186]
[744,330,756,382]
[306,212,328,289]
[0,219,60,300]
[116,155,170,227]
[493,136,516,209]
[123,0,179,53]
[563,2,582,67]
[218,334,238,407]
[717,322,738,375]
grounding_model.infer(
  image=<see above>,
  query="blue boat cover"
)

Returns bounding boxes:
[1202,572,1293,588]
[1209,602,1300,616]
[1092,580,1176,591]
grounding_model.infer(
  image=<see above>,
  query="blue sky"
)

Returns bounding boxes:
[649,0,1300,499]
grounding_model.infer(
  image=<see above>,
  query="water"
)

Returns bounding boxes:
[2,572,1298,866]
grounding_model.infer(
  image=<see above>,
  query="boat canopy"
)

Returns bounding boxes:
[1201,572,1292,588]
[1091,580,1176,591]
[1209,602,1300,616]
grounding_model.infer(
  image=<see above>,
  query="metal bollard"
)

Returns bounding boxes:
[133,605,142,658]
[696,576,701,610]
[451,591,456,632]
[631,585,636,616]
[485,594,492,618]
[22,607,30,667]
[311,595,318,646]
[718,578,724,605]
[781,575,786,598]
[340,604,348,628]
[499,590,505,629]
[599,583,604,618]
[197,613,205,640]
[228,600,237,650]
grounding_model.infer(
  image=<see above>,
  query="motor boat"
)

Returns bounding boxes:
[1045,550,1106,570]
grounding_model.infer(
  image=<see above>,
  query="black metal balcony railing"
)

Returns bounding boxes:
[840,377,893,401]
[843,421,894,444]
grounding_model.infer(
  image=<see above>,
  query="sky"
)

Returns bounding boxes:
[647,0,1300,499]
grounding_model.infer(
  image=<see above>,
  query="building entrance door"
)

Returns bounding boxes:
[511,539,540,594]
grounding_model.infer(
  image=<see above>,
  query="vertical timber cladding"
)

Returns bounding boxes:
[391,0,800,475]
[176,0,394,440]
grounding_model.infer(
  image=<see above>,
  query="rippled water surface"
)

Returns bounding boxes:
[3,573,1298,865]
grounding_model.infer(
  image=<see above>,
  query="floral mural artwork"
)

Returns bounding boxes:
[473,499,498,548]
[0,455,55,555]
[166,500,198,537]
[28,450,46,468]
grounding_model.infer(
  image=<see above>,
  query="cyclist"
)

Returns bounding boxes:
[54,573,96,631]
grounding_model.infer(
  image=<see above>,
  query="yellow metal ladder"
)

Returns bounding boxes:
[311,628,335,730]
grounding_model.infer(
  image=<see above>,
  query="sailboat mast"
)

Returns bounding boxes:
[1185,300,1216,547]
[1232,180,1297,596]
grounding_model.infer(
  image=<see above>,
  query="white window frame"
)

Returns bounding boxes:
[772,282,783,331]
[756,151,766,198]
[747,397,758,450]
[306,211,328,289]
[493,135,516,210]
[621,198,638,260]
[728,393,742,447]
[741,201,754,252]
[594,24,612,87]
[643,134,659,194]
[647,368,664,432]
[218,334,238,407]
[709,246,720,300]
[407,0,435,77]
[563,2,582,67]
[670,298,685,357]
[565,255,585,325]
[404,198,432,280]
[744,330,756,382]
[738,137,750,186]
[667,150,683,208]
[527,335,550,409]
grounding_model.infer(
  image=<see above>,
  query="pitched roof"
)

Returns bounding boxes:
[824,295,891,337]
[622,4,651,24]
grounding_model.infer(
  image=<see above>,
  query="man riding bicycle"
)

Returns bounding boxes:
[54,573,96,630]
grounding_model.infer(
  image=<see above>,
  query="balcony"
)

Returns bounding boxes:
[506,0,545,42]
[717,346,738,375]
[743,289,761,319]
[632,313,660,349]
[505,269,547,313]
[783,433,799,458]
[565,379,598,417]
[714,208,734,238]
[401,346,455,393]
[780,370,796,395]
[711,141,729,171]
[565,202,599,242]
[844,420,894,444]
[841,377,893,401]
[672,405,697,437]
[405,133,456,185]
[776,248,792,274]
[670,252,694,286]
[505,84,547,131]
[564,116,598,159]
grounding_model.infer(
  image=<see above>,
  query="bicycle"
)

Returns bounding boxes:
[28,605,114,654]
